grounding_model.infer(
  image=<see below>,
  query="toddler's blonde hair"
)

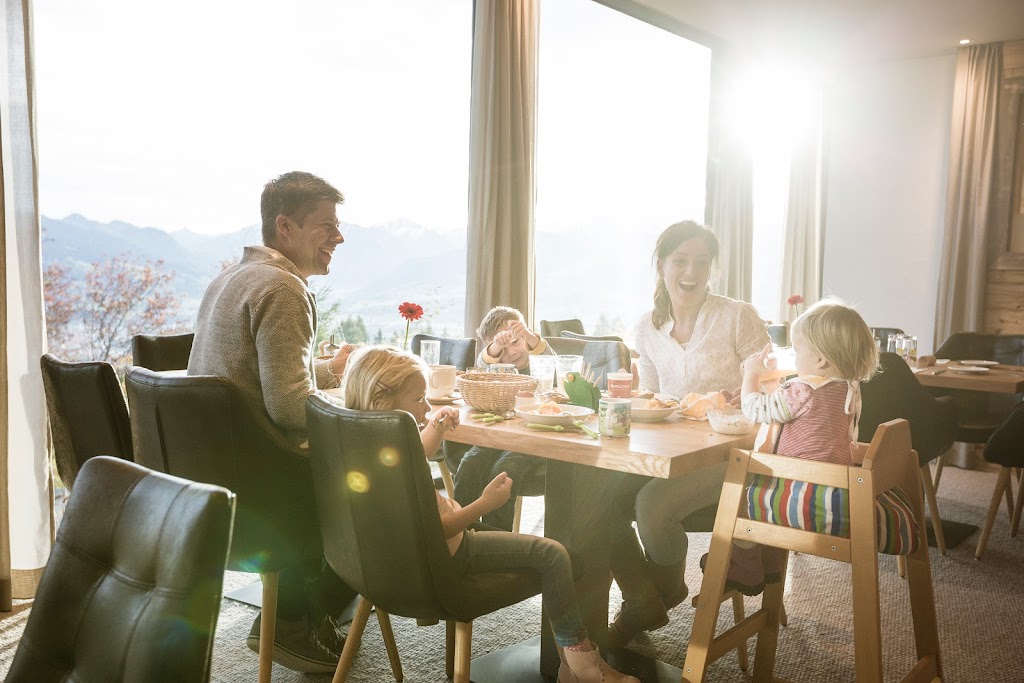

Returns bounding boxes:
[341,345,428,411]
[791,298,878,382]
[476,306,525,344]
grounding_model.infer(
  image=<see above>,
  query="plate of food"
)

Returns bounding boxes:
[631,394,680,422]
[960,360,999,367]
[426,393,461,404]
[948,365,990,374]
[516,402,594,427]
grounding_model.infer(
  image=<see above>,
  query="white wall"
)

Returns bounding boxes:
[822,55,956,354]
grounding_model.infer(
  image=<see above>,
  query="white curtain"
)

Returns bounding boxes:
[464,0,539,332]
[1,0,49,607]
[934,43,1002,346]
[778,89,824,322]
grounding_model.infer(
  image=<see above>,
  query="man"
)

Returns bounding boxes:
[189,171,357,673]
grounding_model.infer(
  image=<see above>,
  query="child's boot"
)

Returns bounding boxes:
[700,542,766,596]
[761,546,787,584]
[559,646,640,683]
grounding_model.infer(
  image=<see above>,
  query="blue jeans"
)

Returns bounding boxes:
[452,528,588,647]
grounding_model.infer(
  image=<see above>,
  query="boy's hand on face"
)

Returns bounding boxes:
[481,471,513,510]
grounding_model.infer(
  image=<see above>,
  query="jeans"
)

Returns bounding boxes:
[453,528,588,647]
[453,446,543,530]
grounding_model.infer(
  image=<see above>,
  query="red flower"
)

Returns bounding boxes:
[786,294,804,306]
[398,302,424,321]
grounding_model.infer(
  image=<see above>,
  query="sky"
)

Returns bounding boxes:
[33,0,710,237]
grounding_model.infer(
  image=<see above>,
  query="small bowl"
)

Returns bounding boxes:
[706,408,754,435]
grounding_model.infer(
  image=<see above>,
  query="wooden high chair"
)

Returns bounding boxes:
[682,419,942,683]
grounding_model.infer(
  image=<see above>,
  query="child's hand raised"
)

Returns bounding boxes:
[743,343,775,377]
[480,471,514,510]
[430,406,461,431]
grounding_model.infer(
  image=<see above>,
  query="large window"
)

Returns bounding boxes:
[35,0,472,368]
[535,0,711,345]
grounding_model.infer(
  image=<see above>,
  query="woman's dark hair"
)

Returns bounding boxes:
[651,221,719,327]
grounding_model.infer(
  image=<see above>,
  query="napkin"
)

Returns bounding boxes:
[679,391,728,420]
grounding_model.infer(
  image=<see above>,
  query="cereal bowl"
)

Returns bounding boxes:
[706,408,754,435]
[630,395,680,422]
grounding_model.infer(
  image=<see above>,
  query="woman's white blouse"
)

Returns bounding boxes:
[634,294,769,397]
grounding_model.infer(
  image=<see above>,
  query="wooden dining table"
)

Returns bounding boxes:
[913,363,1024,393]
[439,402,756,682]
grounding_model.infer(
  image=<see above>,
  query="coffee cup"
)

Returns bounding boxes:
[428,365,457,399]
[606,371,633,398]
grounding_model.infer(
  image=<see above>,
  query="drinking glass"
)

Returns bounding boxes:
[529,355,556,393]
[904,336,918,363]
[886,333,904,355]
[419,340,440,367]
[555,354,584,390]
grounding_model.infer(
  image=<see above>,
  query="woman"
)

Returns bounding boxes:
[608,220,769,648]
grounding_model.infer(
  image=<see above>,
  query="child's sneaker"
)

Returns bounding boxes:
[761,546,786,584]
[700,543,766,596]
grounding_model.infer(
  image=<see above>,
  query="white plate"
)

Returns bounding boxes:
[427,394,461,404]
[515,403,594,427]
[949,365,990,374]
[630,394,680,422]
[960,360,999,367]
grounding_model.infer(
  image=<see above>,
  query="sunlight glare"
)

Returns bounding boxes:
[723,63,818,156]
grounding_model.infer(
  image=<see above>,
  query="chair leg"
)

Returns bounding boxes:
[976,467,1011,560]
[896,555,907,578]
[1012,468,1024,538]
[920,465,946,555]
[778,601,788,627]
[332,597,373,683]
[453,621,473,683]
[445,621,455,680]
[932,453,945,492]
[512,495,524,534]
[1004,473,1015,522]
[730,594,749,671]
[375,609,403,682]
[258,572,279,683]
[438,461,455,499]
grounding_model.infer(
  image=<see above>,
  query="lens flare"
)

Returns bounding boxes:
[378,447,400,467]
[346,471,369,493]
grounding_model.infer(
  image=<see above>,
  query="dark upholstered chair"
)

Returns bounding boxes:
[7,456,234,683]
[411,333,478,371]
[305,396,542,683]
[539,318,585,338]
[545,336,586,357]
[131,332,195,372]
[859,352,959,553]
[870,327,905,353]
[767,324,789,347]
[40,354,133,490]
[975,399,1024,559]
[933,332,1024,444]
[125,367,318,683]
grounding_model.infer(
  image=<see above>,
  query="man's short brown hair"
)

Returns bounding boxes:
[261,171,344,245]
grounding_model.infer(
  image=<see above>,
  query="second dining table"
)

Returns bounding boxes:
[439,402,756,682]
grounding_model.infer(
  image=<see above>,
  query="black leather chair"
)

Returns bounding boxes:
[411,333,478,370]
[131,332,195,372]
[7,456,234,683]
[933,332,1024,444]
[859,352,959,553]
[125,366,320,683]
[975,398,1024,560]
[40,354,133,490]
[870,327,905,353]
[539,318,585,338]
[305,396,542,683]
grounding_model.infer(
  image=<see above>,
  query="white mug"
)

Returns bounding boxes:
[427,365,457,399]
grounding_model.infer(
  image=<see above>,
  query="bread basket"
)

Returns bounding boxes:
[456,372,538,413]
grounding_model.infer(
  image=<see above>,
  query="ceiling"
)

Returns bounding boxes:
[635,0,1024,68]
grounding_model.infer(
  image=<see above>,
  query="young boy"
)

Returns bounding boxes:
[452,306,553,530]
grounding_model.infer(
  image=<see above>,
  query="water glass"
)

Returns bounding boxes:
[419,340,441,367]
[488,363,518,374]
[886,333,904,355]
[528,355,556,393]
[555,354,584,390]
[904,336,918,363]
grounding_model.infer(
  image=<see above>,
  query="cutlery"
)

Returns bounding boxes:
[526,423,576,432]
[573,420,600,439]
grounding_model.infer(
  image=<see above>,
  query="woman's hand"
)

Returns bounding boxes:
[329,343,360,377]
[480,471,514,511]
[742,343,775,377]
[430,406,461,431]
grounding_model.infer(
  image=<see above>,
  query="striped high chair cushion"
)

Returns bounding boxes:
[745,474,921,555]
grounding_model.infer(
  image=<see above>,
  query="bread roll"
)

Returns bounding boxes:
[916,354,936,368]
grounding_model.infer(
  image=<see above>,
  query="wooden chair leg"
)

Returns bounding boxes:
[920,464,946,554]
[375,609,403,682]
[332,597,373,683]
[932,453,945,491]
[437,461,455,499]
[512,496,524,534]
[1004,473,1015,522]
[778,601,788,627]
[730,594,749,671]
[849,481,884,683]
[1012,468,1024,538]
[453,621,473,683]
[751,574,787,682]
[897,555,907,578]
[258,572,279,683]
[445,621,455,680]
[976,468,1011,560]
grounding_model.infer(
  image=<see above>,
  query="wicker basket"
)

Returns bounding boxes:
[456,372,538,413]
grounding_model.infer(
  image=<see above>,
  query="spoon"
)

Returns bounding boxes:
[573,420,600,439]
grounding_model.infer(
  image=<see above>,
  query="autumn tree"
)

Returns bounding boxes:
[43,263,80,357]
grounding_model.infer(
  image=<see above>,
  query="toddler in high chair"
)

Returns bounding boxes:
[341,345,638,683]
[702,299,918,595]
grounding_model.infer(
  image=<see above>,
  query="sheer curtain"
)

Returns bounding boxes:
[934,43,1002,346]
[464,0,539,331]
[778,89,824,322]
[2,0,50,608]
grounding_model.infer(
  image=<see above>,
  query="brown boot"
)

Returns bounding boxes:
[607,531,667,648]
[559,647,640,683]
[648,558,688,611]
